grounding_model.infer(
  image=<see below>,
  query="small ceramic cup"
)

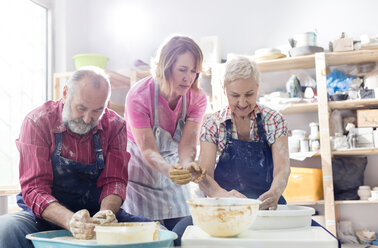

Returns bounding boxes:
[371,190,378,200]
[358,186,371,200]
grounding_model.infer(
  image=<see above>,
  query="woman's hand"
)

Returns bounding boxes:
[186,162,206,183]
[214,188,247,198]
[69,209,96,240]
[169,163,207,185]
[169,164,192,185]
[258,189,281,210]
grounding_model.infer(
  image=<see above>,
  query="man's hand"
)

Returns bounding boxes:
[92,210,118,225]
[69,209,96,240]
[186,162,206,184]
[169,164,192,185]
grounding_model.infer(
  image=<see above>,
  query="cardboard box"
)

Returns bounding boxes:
[283,167,323,201]
[333,38,354,52]
[357,109,378,127]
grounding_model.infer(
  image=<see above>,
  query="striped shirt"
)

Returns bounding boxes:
[201,104,289,154]
[16,100,130,218]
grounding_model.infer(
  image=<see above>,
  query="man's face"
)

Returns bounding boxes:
[62,79,108,135]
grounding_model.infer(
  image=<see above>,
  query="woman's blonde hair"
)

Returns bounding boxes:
[151,35,203,92]
[223,56,260,88]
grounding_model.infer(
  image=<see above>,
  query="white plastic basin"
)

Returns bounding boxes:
[250,205,315,230]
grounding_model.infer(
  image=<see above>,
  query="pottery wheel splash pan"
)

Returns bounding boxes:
[26,229,177,248]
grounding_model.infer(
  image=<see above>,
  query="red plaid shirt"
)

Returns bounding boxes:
[201,104,289,154]
[16,100,130,218]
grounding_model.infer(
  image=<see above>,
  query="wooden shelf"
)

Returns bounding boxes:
[0,185,20,196]
[329,98,378,110]
[325,50,378,66]
[332,148,378,156]
[256,49,378,73]
[287,200,324,205]
[280,102,318,114]
[335,200,378,205]
[257,54,315,72]
[288,199,378,205]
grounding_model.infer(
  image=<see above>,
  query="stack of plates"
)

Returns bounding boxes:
[254,48,286,61]
[289,46,324,57]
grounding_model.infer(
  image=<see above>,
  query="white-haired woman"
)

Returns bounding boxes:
[173,56,340,248]
[198,56,290,209]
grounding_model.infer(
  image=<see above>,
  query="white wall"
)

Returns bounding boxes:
[53,0,378,72]
[51,0,378,232]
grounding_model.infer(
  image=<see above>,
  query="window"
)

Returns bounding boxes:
[0,0,48,186]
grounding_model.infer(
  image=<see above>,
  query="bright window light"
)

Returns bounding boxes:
[0,0,48,186]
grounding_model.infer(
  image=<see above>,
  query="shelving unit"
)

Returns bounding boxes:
[288,200,378,206]
[255,49,378,236]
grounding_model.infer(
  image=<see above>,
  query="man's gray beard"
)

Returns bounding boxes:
[62,101,98,135]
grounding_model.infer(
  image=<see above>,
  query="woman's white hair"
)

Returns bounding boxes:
[223,56,261,87]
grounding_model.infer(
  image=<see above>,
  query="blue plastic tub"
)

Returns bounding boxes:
[26,229,177,248]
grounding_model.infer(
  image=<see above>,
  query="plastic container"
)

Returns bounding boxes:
[72,54,109,69]
[250,205,315,230]
[283,167,324,201]
[95,222,159,244]
[188,197,260,237]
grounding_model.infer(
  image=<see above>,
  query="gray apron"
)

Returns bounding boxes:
[122,81,191,220]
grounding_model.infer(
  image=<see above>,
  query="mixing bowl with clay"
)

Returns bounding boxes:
[188,197,260,237]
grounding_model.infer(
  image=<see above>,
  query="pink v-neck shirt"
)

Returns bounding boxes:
[125,77,207,142]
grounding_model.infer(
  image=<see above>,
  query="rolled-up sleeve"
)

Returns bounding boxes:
[97,121,129,203]
[16,117,58,219]
[200,114,219,145]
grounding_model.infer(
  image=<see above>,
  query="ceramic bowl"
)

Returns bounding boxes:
[94,222,159,244]
[330,94,348,101]
[188,198,260,237]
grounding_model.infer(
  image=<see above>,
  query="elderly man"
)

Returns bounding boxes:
[0,66,148,247]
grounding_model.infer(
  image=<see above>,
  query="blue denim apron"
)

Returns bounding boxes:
[17,131,147,224]
[214,114,286,204]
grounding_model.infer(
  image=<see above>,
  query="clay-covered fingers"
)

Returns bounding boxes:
[187,162,206,184]
[169,164,192,185]
[258,197,273,210]
[258,192,278,210]
[92,210,117,224]
[69,209,96,240]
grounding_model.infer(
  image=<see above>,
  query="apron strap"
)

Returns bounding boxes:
[180,94,187,120]
[256,113,267,143]
[224,119,233,145]
[54,132,63,156]
[93,132,105,169]
[153,81,187,127]
[53,131,105,169]
[153,81,159,128]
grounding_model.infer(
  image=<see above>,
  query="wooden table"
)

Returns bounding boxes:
[0,185,20,215]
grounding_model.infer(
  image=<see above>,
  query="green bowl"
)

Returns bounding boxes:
[72,54,109,69]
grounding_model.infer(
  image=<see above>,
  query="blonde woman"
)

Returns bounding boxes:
[122,35,207,230]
